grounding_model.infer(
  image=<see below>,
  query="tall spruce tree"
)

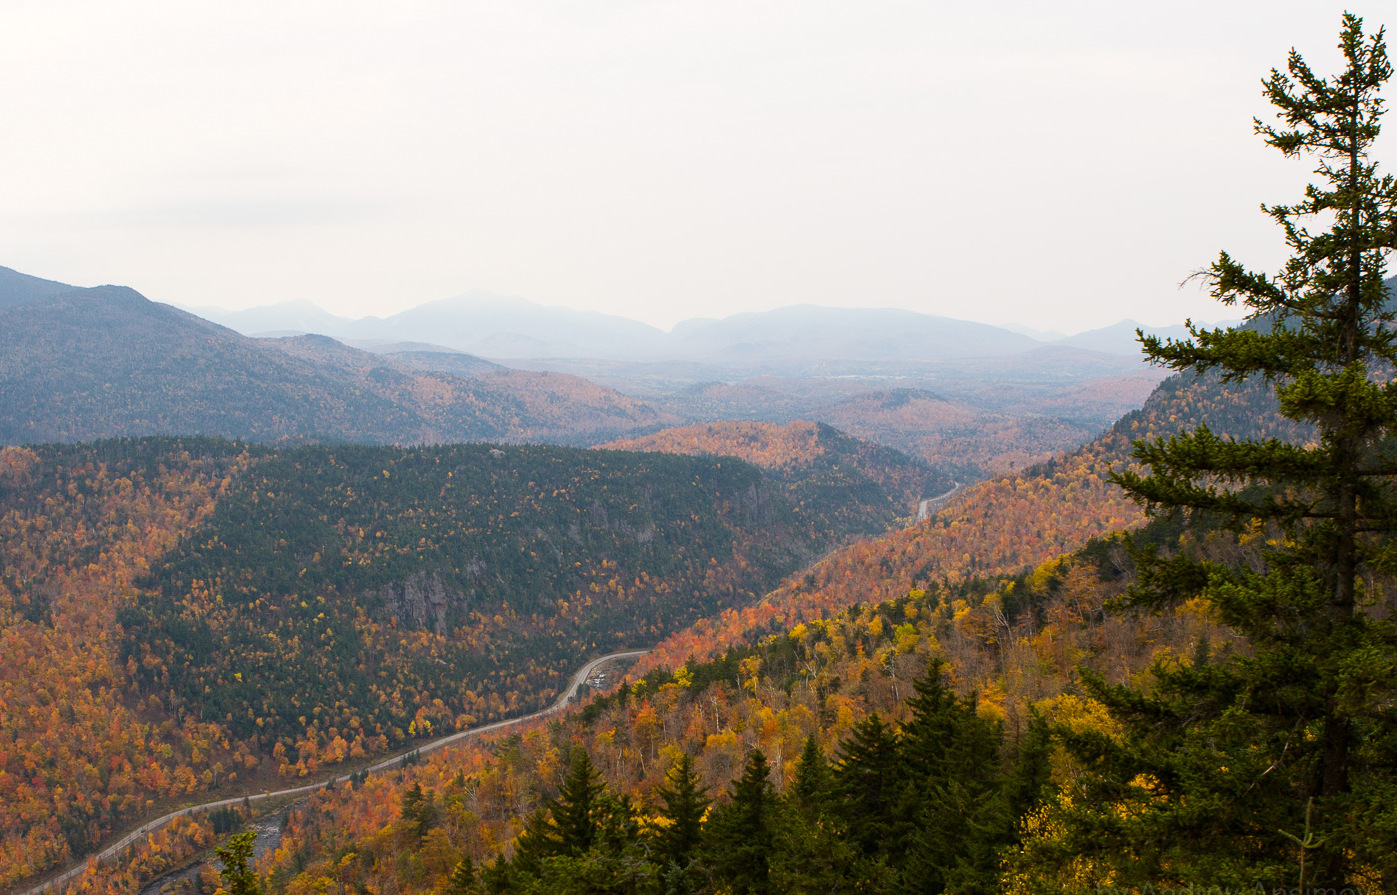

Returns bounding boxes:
[896,661,1008,895]
[788,735,831,816]
[446,856,480,895]
[653,752,710,894]
[772,736,859,895]
[1035,13,1397,892]
[551,750,606,854]
[705,749,777,895]
[830,713,903,860]
[215,830,262,895]
[512,748,607,879]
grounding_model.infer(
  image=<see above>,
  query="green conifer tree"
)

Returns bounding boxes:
[446,856,479,895]
[788,736,830,817]
[508,807,558,880]
[510,748,608,884]
[705,749,777,895]
[830,713,903,859]
[653,752,710,893]
[895,660,1008,895]
[400,781,438,843]
[1027,13,1397,892]
[773,736,858,895]
[552,749,606,854]
[215,830,262,895]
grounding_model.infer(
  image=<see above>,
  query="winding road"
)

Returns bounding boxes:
[916,481,961,521]
[16,650,648,895]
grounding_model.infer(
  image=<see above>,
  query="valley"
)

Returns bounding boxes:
[0,258,1360,894]
[8,9,1397,894]
[0,426,936,893]
[0,264,1167,480]
[0,354,1254,894]
[19,650,646,895]
[2,246,1390,894]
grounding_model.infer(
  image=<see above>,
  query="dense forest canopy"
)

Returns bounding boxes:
[14,14,1397,895]
[227,13,1397,895]
[117,440,905,771]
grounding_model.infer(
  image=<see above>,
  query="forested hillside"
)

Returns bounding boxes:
[24,13,1397,895]
[0,439,251,889]
[0,434,920,892]
[120,441,897,764]
[0,288,665,447]
[1,353,1315,894]
[633,367,1307,674]
[647,376,1162,480]
[241,513,1231,894]
[58,353,1311,894]
[601,420,954,514]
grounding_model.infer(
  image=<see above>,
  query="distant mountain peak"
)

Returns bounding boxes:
[0,265,79,310]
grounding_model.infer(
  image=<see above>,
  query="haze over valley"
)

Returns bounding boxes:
[2,263,1177,482]
[5,5,1395,894]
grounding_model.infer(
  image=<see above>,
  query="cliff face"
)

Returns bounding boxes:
[378,571,464,633]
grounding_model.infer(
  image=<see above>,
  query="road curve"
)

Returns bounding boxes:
[916,481,960,520]
[16,650,648,895]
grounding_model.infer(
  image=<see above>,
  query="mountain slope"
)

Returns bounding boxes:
[118,439,905,759]
[668,304,1041,361]
[601,420,954,515]
[632,366,1305,673]
[0,433,909,888]
[0,439,252,888]
[0,287,664,446]
[0,265,73,311]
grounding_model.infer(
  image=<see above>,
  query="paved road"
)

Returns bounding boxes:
[16,649,648,895]
[916,481,961,521]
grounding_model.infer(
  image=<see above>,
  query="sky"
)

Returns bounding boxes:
[0,1,1389,334]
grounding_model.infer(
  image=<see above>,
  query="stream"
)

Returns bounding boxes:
[137,813,288,895]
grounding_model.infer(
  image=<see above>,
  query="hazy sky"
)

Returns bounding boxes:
[0,1,1388,333]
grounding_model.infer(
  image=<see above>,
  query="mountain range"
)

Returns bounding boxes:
[0,264,1172,478]
[0,302,1294,893]
[182,286,1198,362]
[0,267,664,446]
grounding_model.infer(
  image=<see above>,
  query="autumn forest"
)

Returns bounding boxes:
[7,12,1397,895]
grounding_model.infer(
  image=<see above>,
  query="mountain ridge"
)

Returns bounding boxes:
[0,284,667,446]
[181,288,1192,362]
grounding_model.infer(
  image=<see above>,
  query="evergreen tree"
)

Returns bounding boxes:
[773,736,859,895]
[400,782,438,843]
[705,749,777,895]
[552,749,606,854]
[830,713,903,859]
[1002,710,1053,824]
[653,753,710,894]
[508,807,558,881]
[446,856,479,895]
[511,749,607,884]
[895,661,1008,895]
[481,854,515,895]
[1024,14,1397,892]
[788,736,830,817]
[215,830,262,895]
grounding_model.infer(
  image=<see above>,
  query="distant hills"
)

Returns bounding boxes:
[185,290,671,360]
[0,265,72,310]
[0,263,1177,476]
[184,287,1196,362]
[0,275,665,446]
[602,420,955,516]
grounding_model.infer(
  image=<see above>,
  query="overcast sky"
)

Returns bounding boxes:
[0,1,1388,333]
